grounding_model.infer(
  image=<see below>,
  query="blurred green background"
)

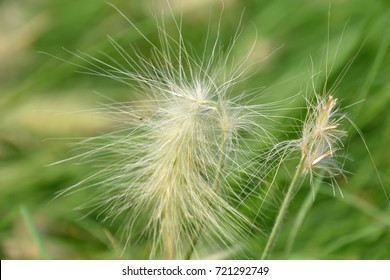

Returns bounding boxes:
[1,0,389,259]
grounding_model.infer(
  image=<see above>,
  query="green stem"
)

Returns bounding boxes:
[261,157,305,260]
[20,205,50,259]
[285,172,323,256]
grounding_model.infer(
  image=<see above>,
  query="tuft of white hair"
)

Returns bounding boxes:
[56,3,277,259]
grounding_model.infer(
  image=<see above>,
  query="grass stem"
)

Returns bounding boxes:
[261,157,305,260]
[285,172,323,256]
[20,205,50,260]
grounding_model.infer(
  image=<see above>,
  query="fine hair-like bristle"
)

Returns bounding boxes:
[55,4,276,259]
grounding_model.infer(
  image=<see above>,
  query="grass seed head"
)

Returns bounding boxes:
[299,93,348,192]
[58,7,271,259]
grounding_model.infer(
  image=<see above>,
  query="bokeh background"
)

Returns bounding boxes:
[1,0,389,259]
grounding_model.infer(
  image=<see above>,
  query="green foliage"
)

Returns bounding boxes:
[1,0,389,259]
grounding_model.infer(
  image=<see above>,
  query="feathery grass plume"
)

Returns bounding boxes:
[261,93,348,260]
[300,94,347,188]
[260,8,355,258]
[55,3,275,259]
